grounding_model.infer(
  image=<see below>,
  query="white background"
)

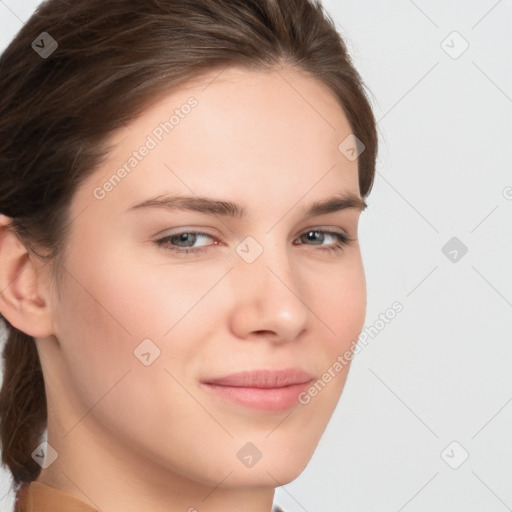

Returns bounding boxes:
[1,1,511,511]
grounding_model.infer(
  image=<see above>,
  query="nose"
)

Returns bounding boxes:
[228,237,309,343]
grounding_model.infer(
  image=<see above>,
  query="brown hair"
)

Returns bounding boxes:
[0,0,377,503]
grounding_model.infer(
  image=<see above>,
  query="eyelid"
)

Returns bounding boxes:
[294,225,351,238]
[153,226,221,239]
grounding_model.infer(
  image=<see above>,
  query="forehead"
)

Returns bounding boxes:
[75,66,360,218]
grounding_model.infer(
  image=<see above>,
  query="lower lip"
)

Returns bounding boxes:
[200,381,313,412]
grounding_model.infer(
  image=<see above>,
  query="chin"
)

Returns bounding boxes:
[221,461,310,489]
[181,435,318,489]
[227,438,318,488]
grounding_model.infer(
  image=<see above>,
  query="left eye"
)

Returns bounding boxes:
[155,229,351,256]
[162,231,211,247]
[295,230,348,247]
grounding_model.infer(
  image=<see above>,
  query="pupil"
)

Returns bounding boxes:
[177,233,196,246]
[307,231,322,244]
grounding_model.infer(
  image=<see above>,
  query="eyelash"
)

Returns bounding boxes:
[154,229,353,257]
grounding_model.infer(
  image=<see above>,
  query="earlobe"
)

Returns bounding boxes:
[0,214,55,338]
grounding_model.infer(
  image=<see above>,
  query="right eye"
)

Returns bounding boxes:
[155,231,220,257]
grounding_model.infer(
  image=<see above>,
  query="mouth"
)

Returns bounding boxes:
[200,368,314,412]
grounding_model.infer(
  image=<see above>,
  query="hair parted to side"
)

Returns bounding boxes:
[0,0,378,501]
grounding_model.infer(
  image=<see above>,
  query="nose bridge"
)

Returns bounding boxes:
[236,233,294,293]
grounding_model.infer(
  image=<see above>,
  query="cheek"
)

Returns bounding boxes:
[51,239,223,401]
[58,236,209,341]
[51,272,135,410]
[309,254,366,354]
[50,254,200,451]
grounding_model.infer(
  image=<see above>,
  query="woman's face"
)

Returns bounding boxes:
[38,66,366,492]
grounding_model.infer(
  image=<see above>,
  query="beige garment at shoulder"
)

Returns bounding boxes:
[15,481,287,512]
[14,481,100,512]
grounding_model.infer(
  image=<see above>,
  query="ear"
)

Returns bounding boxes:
[0,214,55,338]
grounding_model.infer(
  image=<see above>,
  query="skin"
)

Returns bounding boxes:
[0,65,367,512]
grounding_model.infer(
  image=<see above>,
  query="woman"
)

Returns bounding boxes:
[0,0,377,510]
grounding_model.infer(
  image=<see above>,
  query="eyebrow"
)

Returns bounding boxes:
[127,192,367,218]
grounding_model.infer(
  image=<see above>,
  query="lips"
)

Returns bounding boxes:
[200,368,314,412]
[203,368,313,388]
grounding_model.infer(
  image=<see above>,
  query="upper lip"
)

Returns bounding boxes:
[202,368,314,388]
